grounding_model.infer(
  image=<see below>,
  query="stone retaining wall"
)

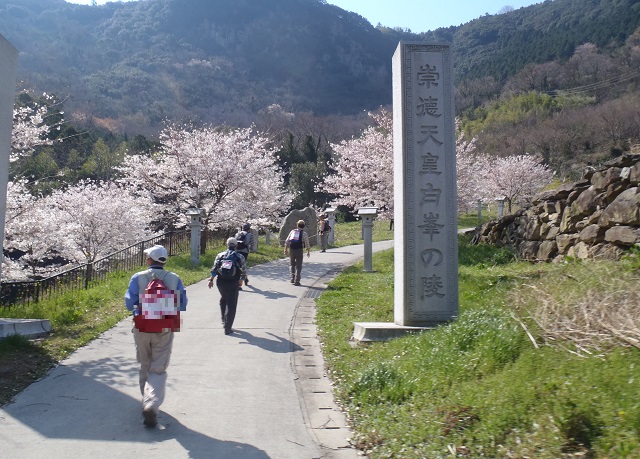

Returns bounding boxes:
[472,153,640,261]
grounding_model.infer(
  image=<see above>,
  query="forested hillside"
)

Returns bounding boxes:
[1,0,639,134]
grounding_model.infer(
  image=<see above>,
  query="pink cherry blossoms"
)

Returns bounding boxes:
[320,109,394,218]
[117,123,291,231]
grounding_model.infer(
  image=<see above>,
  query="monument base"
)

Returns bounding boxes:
[352,322,434,343]
[0,318,51,339]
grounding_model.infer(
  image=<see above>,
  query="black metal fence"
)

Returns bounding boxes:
[0,230,220,307]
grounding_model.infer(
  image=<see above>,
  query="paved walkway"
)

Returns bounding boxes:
[0,241,393,459]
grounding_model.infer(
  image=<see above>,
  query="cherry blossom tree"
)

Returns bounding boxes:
[117,123,291,231]
[11,92,63,164]
[3,92,64,281]
[49,180,156,265]
[2,180,155,281]
[2,180,64,280]
[320,109,393,218]
[456,132,492,213]
[483,155,555,212]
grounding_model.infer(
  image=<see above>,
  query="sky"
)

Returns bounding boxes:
[65,0,543,33]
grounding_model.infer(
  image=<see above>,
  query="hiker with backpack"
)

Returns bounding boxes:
[124,244,188,428]
[208,237,246,335]
[318,213,331,252]
[234,222,255,287]
[284,219,310,286]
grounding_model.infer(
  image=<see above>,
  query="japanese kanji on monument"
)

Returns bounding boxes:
[393,42,458,326]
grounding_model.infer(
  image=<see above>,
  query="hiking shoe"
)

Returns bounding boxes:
[225,328,233,335]
[142,407,157,428]
[244,277,249,286]
[294,281,301,286]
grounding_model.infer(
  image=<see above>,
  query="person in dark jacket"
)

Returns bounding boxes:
[234,222,255,287]
[208,237,246,335]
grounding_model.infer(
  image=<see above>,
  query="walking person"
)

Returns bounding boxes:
[234,222,255,287]
[208,237,246,335]
[284,219,310,286]
[124,244,188,428]
[318,213,330,252]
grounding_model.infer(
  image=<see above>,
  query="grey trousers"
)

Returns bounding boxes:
[289,248,304,282]
[133,328,174,414]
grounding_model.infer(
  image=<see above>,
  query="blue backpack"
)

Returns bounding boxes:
[217,250,241,280]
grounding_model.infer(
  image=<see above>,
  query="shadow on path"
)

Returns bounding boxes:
[0,355,270,458]
[231,330,304,353]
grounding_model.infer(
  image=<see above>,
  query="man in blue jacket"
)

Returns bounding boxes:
[125,244,188,428]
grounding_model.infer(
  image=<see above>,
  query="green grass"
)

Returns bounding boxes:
[315,236,640,458]
[457,207,498,229]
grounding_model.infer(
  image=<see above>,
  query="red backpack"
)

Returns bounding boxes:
[134,274,180,333]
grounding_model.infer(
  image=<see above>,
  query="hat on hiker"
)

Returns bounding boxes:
[226,237,238,247]
[144,245,168,263]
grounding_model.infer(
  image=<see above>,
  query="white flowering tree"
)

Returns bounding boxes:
[49,180,156,266]
[320,109,394,218]
[483,155,555,212]
[2,180,155,281]
[456,133,493,213]
[2,180,64,280]
[2,93,64,280]
[10,92,63,164]
[117,123,291,231]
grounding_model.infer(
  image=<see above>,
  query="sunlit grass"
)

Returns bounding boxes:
[315,237,640,458]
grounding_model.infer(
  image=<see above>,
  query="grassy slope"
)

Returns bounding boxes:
[316,236,640,458]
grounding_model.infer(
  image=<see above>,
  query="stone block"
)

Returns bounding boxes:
[578,224,605,244]
[586,209,602,225]
[519,241,540,260]
[630,162,640,185]
[556,234,578,253]
[537,241,558,261]
[591,167,622,191]
[554,201,564,214]
[575,220,589,231]
[570,186,598,218]
[591,243,626,260]
[545,226,559,240]
[559,206,576,233]
[566,185,590,205]
[524,218,542,241]
[279,207,318,246]
[602,181,627,206]
[567,241,590,259]
[598,187,640,228]
[604,226,640,245]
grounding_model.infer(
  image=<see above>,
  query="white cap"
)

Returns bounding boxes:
[144,245,168,263]
[226,237,238,247]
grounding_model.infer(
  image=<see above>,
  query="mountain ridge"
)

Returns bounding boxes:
[1,0,639,132]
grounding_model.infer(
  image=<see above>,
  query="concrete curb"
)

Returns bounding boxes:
[0,318,51,339]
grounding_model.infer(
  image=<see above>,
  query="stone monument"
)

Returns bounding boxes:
[0,35,18,281]
[325,207,336,245]
[278,207,318,247]
[187,208,204,266]
[358,207,377,272]
[354,42,458,342]
[393,41,458,326]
